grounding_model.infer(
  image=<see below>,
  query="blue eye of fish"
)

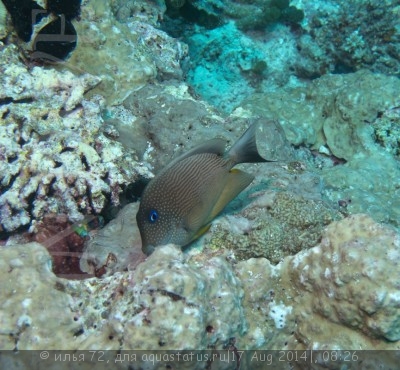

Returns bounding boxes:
[148,209,159,223]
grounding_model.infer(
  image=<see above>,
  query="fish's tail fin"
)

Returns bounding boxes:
[228,121,269,165]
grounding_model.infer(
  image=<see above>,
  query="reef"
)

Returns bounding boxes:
[184,22,270,112]
[241,69,400,228]
[287,214,400,343]
[373,105,400,158]
[164,0,304,31]
[1,0,400,366]
[223,0,304,31]
[1,214,399,369]
[66,0,187,105]
[164,0,400,113]
[295,0,400,77]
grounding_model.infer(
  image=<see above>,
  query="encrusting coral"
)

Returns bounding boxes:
[1,214,399,370]
[287,214,400,342]
[295,0,400,77]
[207,191,341,263]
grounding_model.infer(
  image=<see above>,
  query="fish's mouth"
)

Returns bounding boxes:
[142,243,155,256]
[141,233,174,255]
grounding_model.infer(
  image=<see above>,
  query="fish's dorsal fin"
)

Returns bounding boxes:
[206,169,254,223]
[166,138,227,169]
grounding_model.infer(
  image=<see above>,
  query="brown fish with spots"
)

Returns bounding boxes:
[136,122,272,255]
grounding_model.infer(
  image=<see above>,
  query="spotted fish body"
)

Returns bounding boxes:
[136,122,269,255]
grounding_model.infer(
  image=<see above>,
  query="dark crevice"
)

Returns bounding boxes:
[46,176,57,197]
[0,97,34,106]
[17,136,27,146]
[123,178,150,202]
[73,328,84,337]
[2,109,10,119]
[25,191,36,221]
[7,155,18,163]
[59,103,83,117]
[1,173,19,193]
[80,154,89,170]
[85,184,98,217]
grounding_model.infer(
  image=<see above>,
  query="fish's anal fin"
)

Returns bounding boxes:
[191,223,212,242]
[207,169,254,222]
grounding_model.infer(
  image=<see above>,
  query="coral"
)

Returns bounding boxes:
[0,242,82,350]
[0,43,153,233]
[164,0,300,31]
[164,0,223,29]
[321,152,400,227]
[162,0,302,112]
[0,44,100,112]
[242,70,400,160]
[120,80,293,175]
[373,105,400,157]
[206,190,341,263]
[224,0,304,31]
[234,214,400,361]
[2,214,400,366]
[66,0,187,105]
[287,214,400,342]
[184,22,268,112]
[80,203,146,277]
[182,18,306,112]
[121,81,245,169]
[240,70,400,227]
[296,0,400,77]
[75,245,246,352]
[111,0,166,26]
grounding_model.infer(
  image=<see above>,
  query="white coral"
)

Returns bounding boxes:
[0,44,152,232]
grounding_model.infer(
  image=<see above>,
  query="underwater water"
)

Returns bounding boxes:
[0,0,400,368]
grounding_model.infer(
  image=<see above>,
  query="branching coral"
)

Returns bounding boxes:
[0,44,153,233]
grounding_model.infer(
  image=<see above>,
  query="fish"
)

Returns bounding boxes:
[136,121,272,255]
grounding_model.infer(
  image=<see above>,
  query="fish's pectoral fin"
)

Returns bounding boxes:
[207,169,254,222]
